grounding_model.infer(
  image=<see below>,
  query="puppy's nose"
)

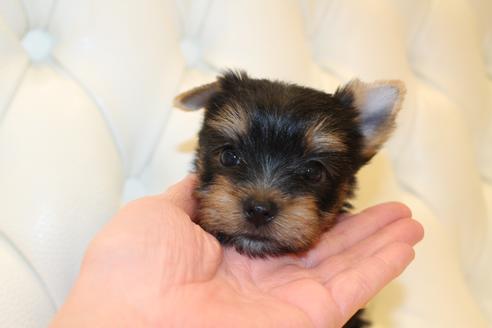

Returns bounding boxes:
[243,198,278,227]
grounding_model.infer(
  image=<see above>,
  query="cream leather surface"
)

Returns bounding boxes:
[0,0,491,327]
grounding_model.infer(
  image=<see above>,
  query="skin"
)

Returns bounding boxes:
[50,175,424,328]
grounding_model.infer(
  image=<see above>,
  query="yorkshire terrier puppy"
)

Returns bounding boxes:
[175,71,404,328]
[175,70,404,259]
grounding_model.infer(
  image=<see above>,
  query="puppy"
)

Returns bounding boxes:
[174,71,404,258]
[175,71,404,328]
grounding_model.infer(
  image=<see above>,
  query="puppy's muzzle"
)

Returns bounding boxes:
[242,197,278,227]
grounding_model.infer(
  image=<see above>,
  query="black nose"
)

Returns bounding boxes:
[243,198,278,227]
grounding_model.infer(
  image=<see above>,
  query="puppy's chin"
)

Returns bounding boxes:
[214,231,304,258]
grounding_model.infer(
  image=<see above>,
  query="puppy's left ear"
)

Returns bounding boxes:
[335,79,406,160]
[173,81,220,111]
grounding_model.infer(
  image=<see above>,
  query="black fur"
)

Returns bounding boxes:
[343,309,370,328]
[186,70,404,263]
[184,70,401,328]
[196,70,366,214]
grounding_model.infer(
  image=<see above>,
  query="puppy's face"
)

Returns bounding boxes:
[175,71,404,257]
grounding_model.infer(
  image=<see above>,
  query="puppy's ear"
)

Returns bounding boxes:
[173,81,220,111]
[335,79,406,159]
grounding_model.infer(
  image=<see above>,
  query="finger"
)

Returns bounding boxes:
[304,202,412,266]
[326,242,415,319]
[349,218,424,255]
[314,218,423,280]
[159,174,199,218]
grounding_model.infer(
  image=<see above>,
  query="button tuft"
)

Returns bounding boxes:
[21,29,55,62]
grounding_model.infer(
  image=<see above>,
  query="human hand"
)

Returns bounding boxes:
[51,175,423,328]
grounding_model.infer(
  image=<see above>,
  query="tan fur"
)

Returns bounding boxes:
[305,117,346,153]
[274,195,321,251]
[206,102,250,140]
[320,181,351,231]
[196,176,324,252]
[345,79,406,158]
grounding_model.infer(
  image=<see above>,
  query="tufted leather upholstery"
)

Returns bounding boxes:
[0,0,491,327]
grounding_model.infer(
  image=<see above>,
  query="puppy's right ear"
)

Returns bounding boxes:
[173,81,220,111]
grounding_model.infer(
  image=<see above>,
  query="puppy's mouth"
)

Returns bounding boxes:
[214,231,296,258]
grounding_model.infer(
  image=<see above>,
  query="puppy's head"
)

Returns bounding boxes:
[175,71,405,257]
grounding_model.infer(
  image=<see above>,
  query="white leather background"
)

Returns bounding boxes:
[0,0,491,327]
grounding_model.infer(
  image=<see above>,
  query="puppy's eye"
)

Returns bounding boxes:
[300,161,325,183]
[220,148,241,167]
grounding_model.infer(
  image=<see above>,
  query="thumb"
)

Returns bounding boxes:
[160,174,199,219]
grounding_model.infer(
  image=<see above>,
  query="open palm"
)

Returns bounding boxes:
[52,175,423,328]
